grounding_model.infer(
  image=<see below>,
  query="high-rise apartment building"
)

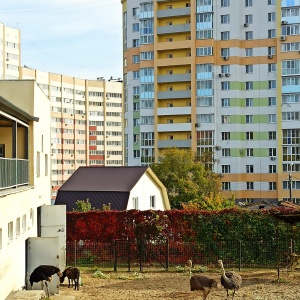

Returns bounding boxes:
[0,22,21,79]
[21,68,123,200]
[122,0,300,203]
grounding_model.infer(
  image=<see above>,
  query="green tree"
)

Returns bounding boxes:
[73,198,95,212]
[151,148,234,210]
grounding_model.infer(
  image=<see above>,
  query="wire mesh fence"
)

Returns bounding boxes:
[66,238,296,271]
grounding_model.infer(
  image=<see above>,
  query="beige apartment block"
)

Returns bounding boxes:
[21,68,123,201]
[0,23,21,79]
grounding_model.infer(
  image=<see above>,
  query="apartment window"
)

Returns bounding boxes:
[245,31,253,40]
[245,0,252,7]
[133,103,140,111]
[246,165,254,173]
[268,29,276,38]
[222,148,231,157]
[133,23,139,32]
[269,165,277,173]
[246,132,253,140]
[22,215,26,233]
[221,31,230,40]
[247,182,254,190]
[196,46,213,56]
[268,0,275,4]
[167,5,172,9]
[221,65,230,73]
[133,134,140,142]
[166,37,173,42]
[167,135,174,140]
[245,81,253,90]
[133,150,140,158]
[133,39,139,47]
[132,197,139,209]
[268,12,276,22]
[246,115,253,124]
[150,195,155,208]
[166,54,173,58]
[221,82,230,90]
[221,98,230,107]
[221,48,229,57]
[133,55,140,64]
[268,63,276,72]
[222,165,231,174]
[0,144,4,157]
[45,154,48,176]
[246,98,253,107]
[133,71,140,79]
[221,0,230,7]
[245,48,253,57]
[268,80,276,89]
[246,148,253,157]
[221,14,230,24]
[269,114,276,123]
[269,182,277,191]
[269,131,276,140]
[268,97,276,106]
[245,65,253,73]
[16,218,20,237]
[268,46,276,55]
[222,182,231,190]
[222,132,231,140]
[245,15,253,24]
[222,115,230,123]
[133,118,140,126]
[167,21,173,26]
[167,86,173,91]
[269,148,276,156]
[167,119,173,124]
[132,7,139,16]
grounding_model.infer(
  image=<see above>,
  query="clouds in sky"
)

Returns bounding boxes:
[0,0,123,80]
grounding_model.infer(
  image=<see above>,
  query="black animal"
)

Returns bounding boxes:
[60,267,80,290]
[218,259,242,300]
[29,265,62,297]
[187,260,218,300]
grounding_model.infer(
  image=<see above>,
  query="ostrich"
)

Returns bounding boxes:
[187,260,218,300]
[218,259,242,300]
[29,265,62,297]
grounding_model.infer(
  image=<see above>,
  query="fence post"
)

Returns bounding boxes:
[127,239,131,272]
[114,240,117,272]
[74,240,77,267]
[165,238,169,271]
[239,240,242,271]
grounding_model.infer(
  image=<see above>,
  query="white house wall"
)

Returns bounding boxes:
[127,172,165,210]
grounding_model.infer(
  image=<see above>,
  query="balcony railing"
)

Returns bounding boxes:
[0,158,29,190]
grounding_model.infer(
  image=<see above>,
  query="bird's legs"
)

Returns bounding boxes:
[44,280,50,298]
[231,290,236,299]
[203,290,211,300]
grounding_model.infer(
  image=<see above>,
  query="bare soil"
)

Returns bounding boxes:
[58,269,300,300]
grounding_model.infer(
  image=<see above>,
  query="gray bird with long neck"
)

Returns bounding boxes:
[218,259,242,300]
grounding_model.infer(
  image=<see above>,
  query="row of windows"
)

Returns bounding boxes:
[222,182,277,191]
[219,80,276,91]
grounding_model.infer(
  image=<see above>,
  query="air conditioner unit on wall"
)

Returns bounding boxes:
[281,20,288,25]
[219,73,224,77]
[225,73,231,77]
[281,36,286,41]
[268,55,273,59]
[270,156,276,161]
[223,56,229,60]
[195,123,200,127]
[244,23,249,27]
[215,146,221,150]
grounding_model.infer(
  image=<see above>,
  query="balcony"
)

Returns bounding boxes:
[157,122,192,132]
[157,23,191,35]
[157,90,191,99]
[157,73,191,83]
[0,158,29,190]
[157,106,191,116]
[157,7,190,18]
[158,139,192,148]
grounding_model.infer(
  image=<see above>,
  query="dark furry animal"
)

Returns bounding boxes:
[60,267,80,290]
[29,265,62,297]
[187,260,218,300]
[218,259,242,300]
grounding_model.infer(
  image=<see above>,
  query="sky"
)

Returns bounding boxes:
[0,0,123,80]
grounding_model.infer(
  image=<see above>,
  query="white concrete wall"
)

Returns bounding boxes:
[127,172,165,210]
[0,80,52,300]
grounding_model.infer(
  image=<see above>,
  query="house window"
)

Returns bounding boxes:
[221,0,230,7]
[8,221,13,242]
[269,114,276,123]
[269,148,276,156]
[221,48,229,57]
[132,7,139,16]
[222,148,231,157]
[269,131,276,140]
[245,48,253,57]
[222,132,230,140]
[150,195,155,208]
[221,98,230,107]
[269,182,277,190]
[221,14,230,24]
[133,23,139,32]
[133,150,140,158]
[16,218,20,237]
[221,31,230,40]
[268,12,276,22]
[245,81,253,90]
[268,64,276,72]
[36,151,40,178]
[268,80,276,89]
[221,82,230,90]
[245,15,253,24]
[246,115,253,124]
[246,132,253,140]
[245,0,252,7]
[133,197,139,209]
[268,97,276,106]
[222,165,231,173]
[245,65,253,73]
[268,29,276,38]
[268,47,276,55]
[222,115,230,123]
[133,39,140,47]
[245,31,253,40]
[133,55,140,64]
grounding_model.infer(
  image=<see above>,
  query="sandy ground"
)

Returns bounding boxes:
[58,269,300,300]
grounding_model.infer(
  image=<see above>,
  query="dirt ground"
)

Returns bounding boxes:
[58,269,300,300]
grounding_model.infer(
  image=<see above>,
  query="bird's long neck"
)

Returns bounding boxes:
[220,263,232,285]
[188,261,192,279]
